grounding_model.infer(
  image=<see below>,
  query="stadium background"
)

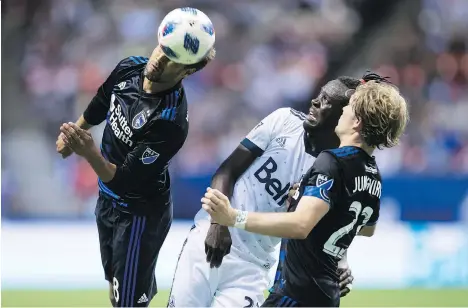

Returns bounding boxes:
[2,0,468,306]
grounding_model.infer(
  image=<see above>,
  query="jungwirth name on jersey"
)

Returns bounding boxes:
[352,176,381,198]
[109,95,133,147]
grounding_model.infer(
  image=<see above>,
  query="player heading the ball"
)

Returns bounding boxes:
[56,7,215,308]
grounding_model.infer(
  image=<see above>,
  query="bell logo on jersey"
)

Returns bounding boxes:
[108,98,133,147]
[254,157,290,206]
[141,147,159,165]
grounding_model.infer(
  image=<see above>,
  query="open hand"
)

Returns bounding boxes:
[337,265,354,297]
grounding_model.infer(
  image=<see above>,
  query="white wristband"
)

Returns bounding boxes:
[234,210,248,229]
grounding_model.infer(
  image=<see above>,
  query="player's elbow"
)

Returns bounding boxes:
[293,222,313,239]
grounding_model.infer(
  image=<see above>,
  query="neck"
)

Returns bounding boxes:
[339,135,374,156]
[142,77,179,94]
[306,130,340,155]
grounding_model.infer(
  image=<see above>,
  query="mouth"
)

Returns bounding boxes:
[149,62,162,73]
[307,110,318,122]
[144,62,163,81]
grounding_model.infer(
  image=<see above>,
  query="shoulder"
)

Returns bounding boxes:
[288,108,307,121]
[265,107,305,127]
[325,146,360,159]
[118,56,149,68]
[268,107,305,120]
[112,56,149,77]
[312,151,341,172]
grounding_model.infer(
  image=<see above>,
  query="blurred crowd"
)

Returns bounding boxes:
[2,0,468,218]
[369,0,468,175]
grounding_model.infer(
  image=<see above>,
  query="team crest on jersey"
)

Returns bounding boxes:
[141,147,159,165]
[316,174,334,202]
[132,111,147,129]
[275,137,287,148]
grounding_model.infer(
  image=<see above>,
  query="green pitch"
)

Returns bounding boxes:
[2,289,468,307]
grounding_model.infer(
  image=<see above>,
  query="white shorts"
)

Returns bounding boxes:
[168,221,270,307]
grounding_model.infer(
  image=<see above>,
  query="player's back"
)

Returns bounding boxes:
[284,146,381,305]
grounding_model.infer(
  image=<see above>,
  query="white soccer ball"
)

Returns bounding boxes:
[157,7,215,65]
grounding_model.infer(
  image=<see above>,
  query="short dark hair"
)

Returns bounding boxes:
[337,71,393,98]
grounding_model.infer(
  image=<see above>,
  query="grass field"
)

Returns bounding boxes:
[2,289,468,307]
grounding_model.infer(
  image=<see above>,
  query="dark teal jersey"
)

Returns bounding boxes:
[83,56,189,215]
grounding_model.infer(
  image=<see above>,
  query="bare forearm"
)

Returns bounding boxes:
[76,115,93,130]
[244,211,305,239]
[210,173,235,227]
[211,172,235,198]
[358,224,376,237]
[83,146,117,182]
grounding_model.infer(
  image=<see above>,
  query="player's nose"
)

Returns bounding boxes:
[311,99,320,109]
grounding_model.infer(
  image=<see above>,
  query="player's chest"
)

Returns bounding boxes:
[262,132,315,175]
[106,82,158,146]
[251,137,315,208]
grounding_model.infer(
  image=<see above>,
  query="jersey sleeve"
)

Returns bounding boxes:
[83,57,140,125]
[240,108,290,157]
[302,152,342,209]
[365,200,380,226]
[103,120,185,195]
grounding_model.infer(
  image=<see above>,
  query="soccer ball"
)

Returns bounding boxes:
[158,7,215,65]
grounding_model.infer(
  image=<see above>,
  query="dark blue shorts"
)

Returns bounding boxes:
[95,194,172,307]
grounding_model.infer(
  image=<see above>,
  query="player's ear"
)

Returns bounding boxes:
[182,68,197,78]
[353,116,362,132]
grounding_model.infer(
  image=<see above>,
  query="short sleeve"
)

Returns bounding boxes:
[365,200,380,226]
[302,152,342,208]
[240,108,289,157]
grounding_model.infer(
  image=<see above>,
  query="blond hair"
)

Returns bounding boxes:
[351,81,409,149]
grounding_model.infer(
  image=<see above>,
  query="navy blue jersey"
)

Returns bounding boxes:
[280,146,381,305]
[83,56,189,215]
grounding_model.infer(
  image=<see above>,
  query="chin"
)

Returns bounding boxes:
[303,119,319,133]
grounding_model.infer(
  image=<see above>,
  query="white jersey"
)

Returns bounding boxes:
[195,108,316,267]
